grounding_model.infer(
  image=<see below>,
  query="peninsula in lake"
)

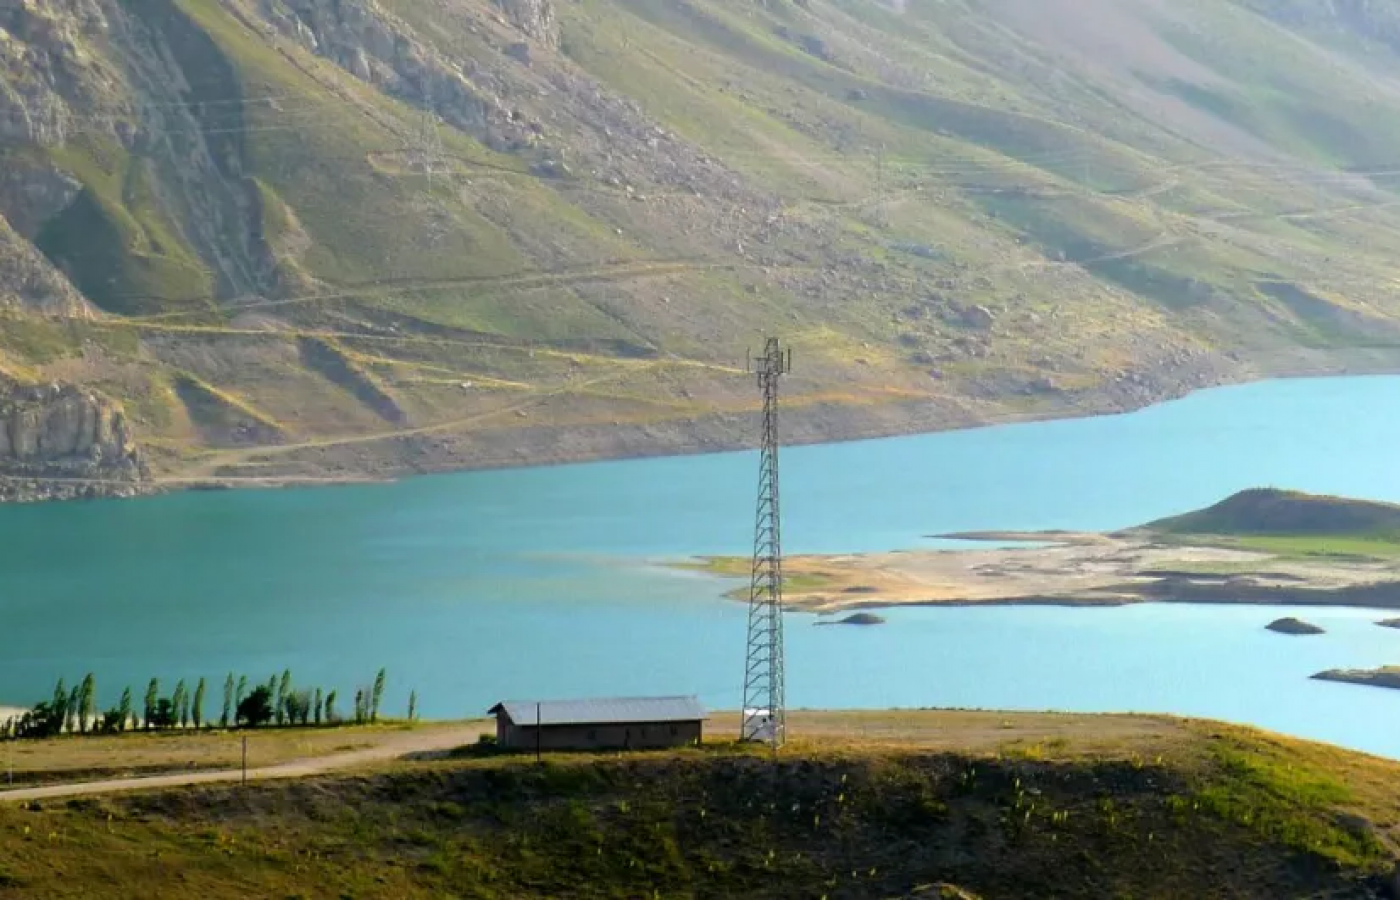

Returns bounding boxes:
[685,489,1400,613]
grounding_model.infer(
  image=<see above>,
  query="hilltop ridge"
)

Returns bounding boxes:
[1145,489,1400,538]
[1,710,1397,898]
[9,1,1400,495]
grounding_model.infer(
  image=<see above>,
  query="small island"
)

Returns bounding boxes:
[1312,667,1400,691]
[678,488,1400,614]
[1377,619,1400,630]
[1266,617,1325,635]
[816,612,886,627]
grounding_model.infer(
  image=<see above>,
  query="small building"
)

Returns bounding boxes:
[487,695,705,751]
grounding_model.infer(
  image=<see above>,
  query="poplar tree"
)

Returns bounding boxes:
[235,675,248,708]
[172,679,188,729]
[118,687,132,732]
[222,674,235,728]
[325,690,338,724]
[78,674,95,734]
[52,678,68,734]
[144,679,159,731]
[314,688,323,726]
[408,690,417,723]
[192,678,206,729]
[67,685,80,734]
[276,670,292,726]
[370,668,386,723]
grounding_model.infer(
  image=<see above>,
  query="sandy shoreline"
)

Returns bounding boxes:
[691,534,1400,614]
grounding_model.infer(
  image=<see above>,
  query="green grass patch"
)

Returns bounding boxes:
[1194,734,1386,869]
[33,139,215,316]
[2,725,1396,898]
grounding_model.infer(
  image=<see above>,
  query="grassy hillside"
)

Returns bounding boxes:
[1150,488,1400,536]
[13,0,1400,483]
[1145,488,1400,558]
[0,713,1397,898]
[1148,489,1400,551]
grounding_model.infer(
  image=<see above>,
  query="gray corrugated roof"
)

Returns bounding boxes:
[488,695,705,726]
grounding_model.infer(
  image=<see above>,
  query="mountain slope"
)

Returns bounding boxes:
[5,0,1400,493]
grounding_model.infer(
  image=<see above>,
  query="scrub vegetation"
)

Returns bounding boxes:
[0,712,1396,898]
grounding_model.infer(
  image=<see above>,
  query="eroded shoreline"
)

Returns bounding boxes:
[684,533,1400,614]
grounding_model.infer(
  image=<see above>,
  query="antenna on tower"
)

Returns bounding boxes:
[741,336,791,749]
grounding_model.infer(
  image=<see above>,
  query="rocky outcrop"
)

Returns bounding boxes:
[1266,617,1325,635]
[0,215,89,313]
[0,382,148,501]
[1313,667,1400,691]
[259,0,542,151]
[0,0,122,148]
[495,0,559,47]
[0,157,81,240]
[816,612,887,626]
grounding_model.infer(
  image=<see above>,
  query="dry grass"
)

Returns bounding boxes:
[0,721,480,789]
[710,708,1190,756]
[1,709,1396,898]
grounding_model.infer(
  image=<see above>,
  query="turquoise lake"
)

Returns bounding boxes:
[6,374,1400,756]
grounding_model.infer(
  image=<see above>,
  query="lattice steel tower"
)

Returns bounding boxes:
[416,109,445,189]
[741,337,792,747]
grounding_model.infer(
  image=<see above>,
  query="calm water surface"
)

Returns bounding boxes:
[5,375,1400,755]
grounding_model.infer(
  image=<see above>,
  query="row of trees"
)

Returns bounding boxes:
[3,667,415,740]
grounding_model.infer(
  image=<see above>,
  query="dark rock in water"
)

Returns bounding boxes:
[1266,617,1325,635]
[817,612,886,627]
[1313,667,1400,691]
[1377,618,1400,630]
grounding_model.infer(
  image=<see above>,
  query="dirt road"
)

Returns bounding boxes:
[0,722,490,803]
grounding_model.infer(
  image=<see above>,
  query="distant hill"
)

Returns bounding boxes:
[1147,488,1400,537]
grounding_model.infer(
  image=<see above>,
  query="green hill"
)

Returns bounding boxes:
[1149,489,1400,538]
[0,714,1396,898]
[10,1,1400,487]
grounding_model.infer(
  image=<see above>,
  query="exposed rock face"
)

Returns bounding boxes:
[0,215,88,313]
[260,0,540,151]
[0,0,277,307]
[496,0,559,47]
[0,382,148,501]
[0,0,120,148]
[0,157,81,240]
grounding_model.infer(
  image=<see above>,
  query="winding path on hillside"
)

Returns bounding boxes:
[0,723,490,803]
